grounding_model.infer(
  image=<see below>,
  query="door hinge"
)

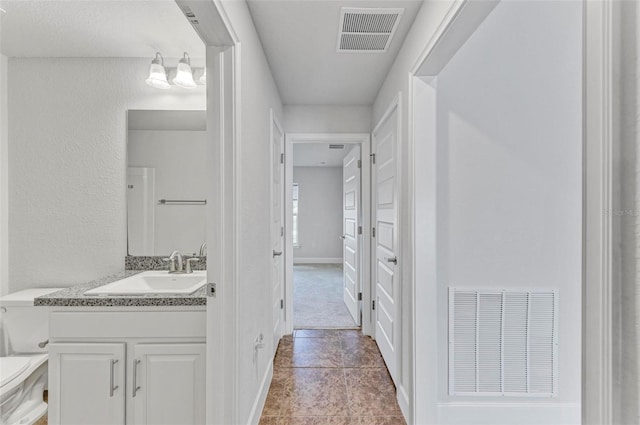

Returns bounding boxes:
[207,282,216,297]
[357,159,362,169]
[280,226,284,237]
[280,299,284,309]
[358,226,363,235]
[370,153,376,164]
[280,153,285,164]
[372,300,376,310]
[372,227,376,237]
[358,292,362,301]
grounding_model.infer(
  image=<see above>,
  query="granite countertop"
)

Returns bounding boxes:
[34,271,207,307]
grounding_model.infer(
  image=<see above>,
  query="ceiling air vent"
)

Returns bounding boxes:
[337,8,404,53]
[179,5,199,25]
[329,144,345,149]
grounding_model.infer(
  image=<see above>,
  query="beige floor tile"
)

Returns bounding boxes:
[344,369,402,417]
[280,368,349,417]
[277,336,344,368]
[340,335,386,368]
[278,416,351,425]
[295,329,342,339]
[259,416,280,425]
[349,417,407,425]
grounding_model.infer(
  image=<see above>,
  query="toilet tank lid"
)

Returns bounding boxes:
[0,288,65,307]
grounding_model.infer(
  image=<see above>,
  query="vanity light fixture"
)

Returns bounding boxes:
[145,52,171,90]
[173,52,197,89]
[198,68,206,85]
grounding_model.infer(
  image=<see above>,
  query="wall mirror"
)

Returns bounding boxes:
[126,110,207,256]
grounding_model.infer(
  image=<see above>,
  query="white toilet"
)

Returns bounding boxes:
[0,288,63,425]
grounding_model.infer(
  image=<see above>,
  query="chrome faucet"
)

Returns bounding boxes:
[164,251,184,273]
[185,257,200,273]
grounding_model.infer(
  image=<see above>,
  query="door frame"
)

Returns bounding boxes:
[177,0,240,423]
[284,133,372,335]
[205,42,240,425]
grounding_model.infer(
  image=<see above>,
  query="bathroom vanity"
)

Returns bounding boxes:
[31,108,211,425]
[34,271,207,425]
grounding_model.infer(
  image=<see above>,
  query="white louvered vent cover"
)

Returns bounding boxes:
[449,289,557,397]
[337,8,404,53]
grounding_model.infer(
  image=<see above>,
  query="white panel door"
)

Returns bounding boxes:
[372,103,400,383]
[132,343,206,425]
[48,343,125,425]
[271,111,285,352]
[343,145,361,325]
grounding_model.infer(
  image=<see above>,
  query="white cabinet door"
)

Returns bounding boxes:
[132,343,206,425]
[48,343,125,425]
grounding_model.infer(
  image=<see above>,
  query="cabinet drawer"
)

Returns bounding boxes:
[50,310,206,339]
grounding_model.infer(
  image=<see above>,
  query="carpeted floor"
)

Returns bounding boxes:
[293,263,358,329]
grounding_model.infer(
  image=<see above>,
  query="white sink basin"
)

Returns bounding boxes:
[84,271,207,296]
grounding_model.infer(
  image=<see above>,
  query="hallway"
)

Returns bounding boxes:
[259,330,405,425]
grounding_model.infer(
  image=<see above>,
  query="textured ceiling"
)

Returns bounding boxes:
[1,0,424,105]
[0,1,205,60]
[247,0,423,105]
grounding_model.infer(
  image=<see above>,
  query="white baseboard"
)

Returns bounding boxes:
[246,360,274,425]
[436,402,580,425]
[293,257,342,264]
[397,384,411,424]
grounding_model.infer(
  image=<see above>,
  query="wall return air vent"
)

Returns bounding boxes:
[337,8,404,53]
[448,288,558,397]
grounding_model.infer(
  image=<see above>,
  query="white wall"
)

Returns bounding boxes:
[217,1,284,423]
[7,58,205,292]
[0,54,7,297]
[127,129,207,256]
[616,1,640,423]
[284,105,371,133]
[372,0,456,418]
[424,1,582,424]
[292,166,342,262]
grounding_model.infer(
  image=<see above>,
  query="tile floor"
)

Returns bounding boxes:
[259,329,406,425]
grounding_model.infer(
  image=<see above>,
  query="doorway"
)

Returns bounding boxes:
[284,133,372,334]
